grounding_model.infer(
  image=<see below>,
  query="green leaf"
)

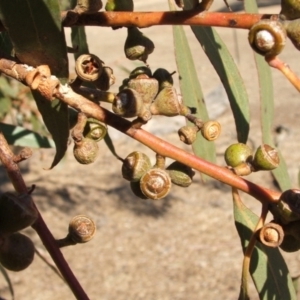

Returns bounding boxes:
[0,264,14,300]
[71,27,89,60]
[0,0,68,77]
[182,0,250,143]
[0,0,70,168]
[292,275,300,295]
[32,92,68,166]
[244,0,291,191]
[70,0,89,61]
[272,152,292,191]
[169,0,216,182]
[233,190,297,300]
[0,123,55,148]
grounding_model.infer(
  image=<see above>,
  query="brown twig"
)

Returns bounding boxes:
[267,56,300,92]
[61,11,274,30]
[0,132,89,300]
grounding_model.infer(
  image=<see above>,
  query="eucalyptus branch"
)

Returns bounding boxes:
[0,132,89,300]
[62,10,273,29]
[0,56,281,204]
[0,10,271,33]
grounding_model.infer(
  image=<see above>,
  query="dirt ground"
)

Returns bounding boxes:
[1,1,300,299]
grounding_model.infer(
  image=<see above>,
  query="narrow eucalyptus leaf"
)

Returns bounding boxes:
[0,31,13,57]
[71,26,89,60]
[0,123,55,148]
[32,92,68,164]
[169,0,216,182]
[182,0,250,143]
[0,0,70,168]
[0,97,11,120]
[0,0,68,77]
[244,0,291,191]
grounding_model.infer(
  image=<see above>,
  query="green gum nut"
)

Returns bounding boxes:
[280,0,300,20]
[224,143,253,168]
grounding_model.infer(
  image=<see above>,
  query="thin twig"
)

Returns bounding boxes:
[267,56,300,92]
[61,11,274,30]
[237,187,269,300]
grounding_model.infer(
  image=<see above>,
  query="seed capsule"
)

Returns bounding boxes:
[166,161,195,187]
[127,76,159,106]
[258,222,284,248]
[0,233,35,271]
[201,121,221,141]
[150,87,190,117]
[280,0,300,20]
[122,152,152,182]
[178,126,199,145]
[252,144,279,171]
[152,68,174,90]
[248,20,286,58]
[75,54,103,82]
[73,138,99,164]
[0,193,38,235]
[140,168,172,200]
[272,189,300,224]
[124,27,155,63]
[68,215,96,243]
[113,88,151,121]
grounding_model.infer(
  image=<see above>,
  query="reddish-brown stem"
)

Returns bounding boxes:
[0,132,89,300]
[267,56,300,92]
[62,11,275,29]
